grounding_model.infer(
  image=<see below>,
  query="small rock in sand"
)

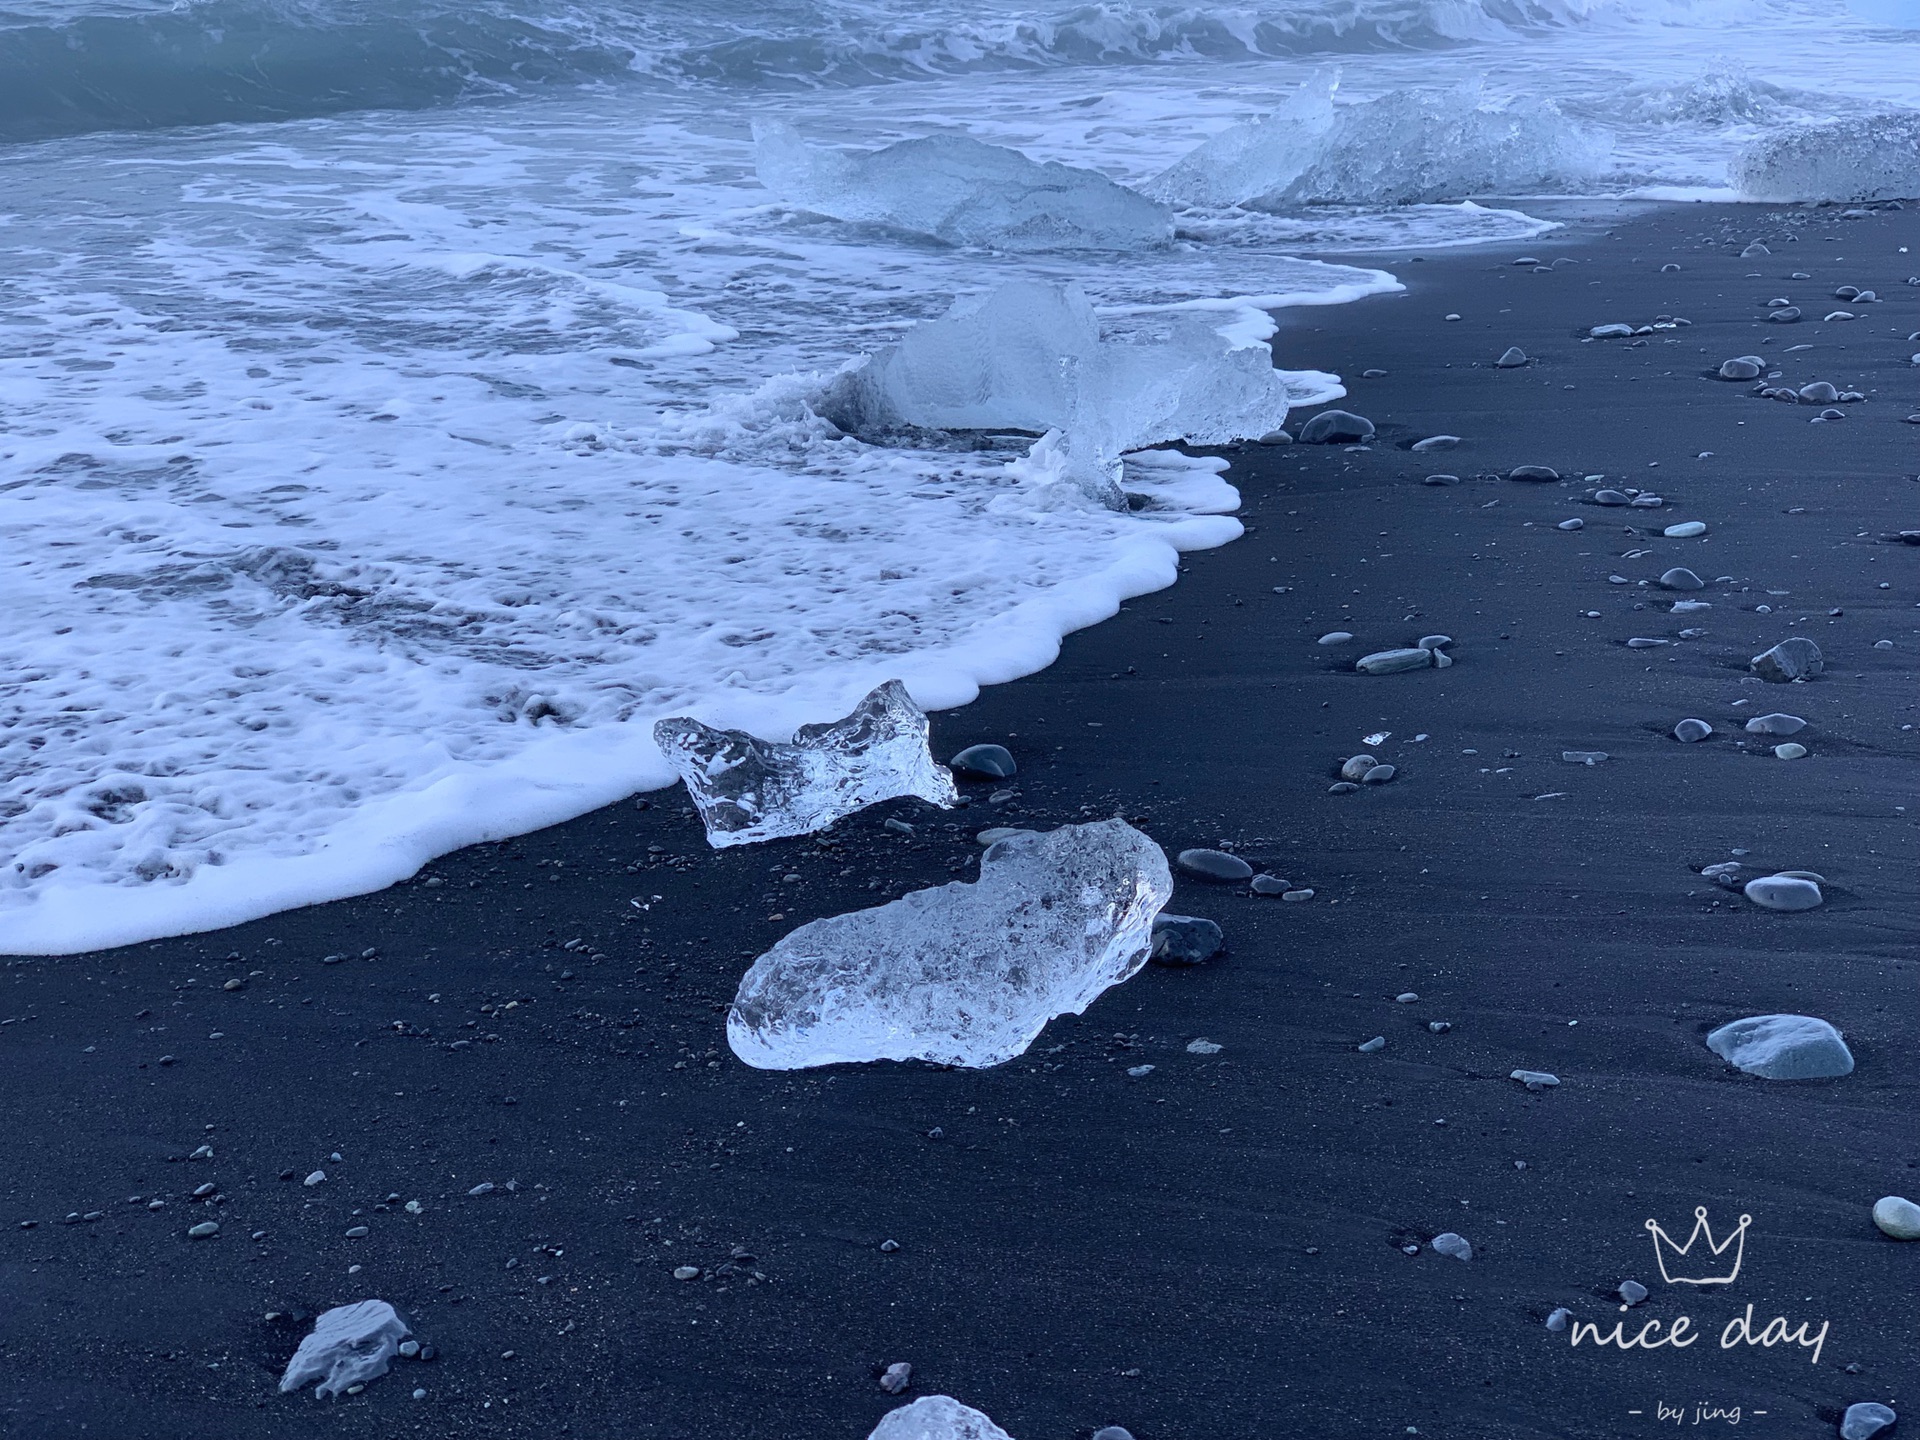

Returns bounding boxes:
[1561,751,1607,765]
[1708,1013,1852,1078]
[1362,764,1397,785]
[1495,347,1529,368]
[1718,358,1763,380]
[1511,1070,1561,1090]
[1340,755,1378,781]
[1250,874,1290,895]
[975,827,1035,846]
[1658,567,1705,590]
[880,1362,913,1395]
[1422,473,1461,486]
[1412,435,1461,452]
[1356,648,1434,675]
[1546,1308,1572,1332]
[1871,1196,1920,1240]
[1416,634,1453,651]
[1619,1280,1649,1306]
[1186,1039,1223,1055]
[1298,410,1375,444]
[1592,489,1630,506]
[1751,638,1823,682]
[1746,713,1805,735]
[1357,1036,1386,1053]
[1590,323,1635,338]
[1431,1232,1473,1260]
[1508,465,1559,482]
[1557,518,1584,531]
[1798,381,1840,404]
[1841,1403,1898,1440]
[949,744,1017,780]
[1663,521,1707,539]
[1258,428,1294,445]
[1673,718,1713,743]
[1318,631,1355,645]
[1775,742,1808,760]
[1177,848,1252,882]
[1150,914,1224,966]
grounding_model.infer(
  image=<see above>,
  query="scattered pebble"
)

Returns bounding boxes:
[1412,435,1460,452]
[1511,1070,1560,1090]
[1362,764,1397,785]
[1357,1036,1386,1053]
[1427,1021,1451,1034]
[1250,874,1291,895]
[1673,718,1713,743]
[975,827,1034,846]
[1561,751,1607,765]
[1298,410,1375,444]
[1841,1403,1897,1440]
[1318,631,1355,645]
[1186,1039,1223,1055]
[1356,648,1435,675]
[1746,712,1805,735]
[1744,874,1823,911]
[1619,1280,1649,1306]
[1546,1308,1572,1332]
[1422,473,1461,485]
[1395,992,1418,1004]
[1718,358,1763,380]
[1126,1064,1155,1078]
[1871,1196,1920,1241]
[1176,848,1253,882]
[949,744,1017,780]
[1774,742,1808,760]
[1750,637,1823,682]
[1282,888,1315,902]
[1495,347,1529,368]
[1430,1232,1473,1261]
[1557,518,1584,531]
[880,1363,913,1395]
[1508,465,1559,482]
[1658,567,1704,590]
[673,1265,700,1281]
[1663,521,1707,539]
[187,1221,219,1239]
[1590,323,1634,339]
[1708,1013,1853,1078]
[1150,914,1225,966]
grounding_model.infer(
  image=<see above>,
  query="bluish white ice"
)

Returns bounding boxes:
[869,1397,1015,1440]
[3,0,1917,952]
[279,1300,409,1399]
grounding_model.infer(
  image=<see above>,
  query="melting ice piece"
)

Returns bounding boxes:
[654,681,955,848]
[279,1300,409,1399]
[1732,112,1920,202]
[828,280,1297,505]
[869,1396,1017,1440]
[728,820,1171,1069]
[753,121,1171,252]
[1152,82,1607,209]
[1706,1014,1853,1079]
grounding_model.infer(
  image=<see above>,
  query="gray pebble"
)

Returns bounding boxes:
[1743,874,1823,912]
[1557,518,1584,531]
[1416,634,1453,651]
[1626,637,1669,649]
[1708,1012,1851,1078]
[1340,754,1378,781]
[1841,1403,1897,1440]
[1357,1036,1386,1053]
[1768,306,1801,322]
[1396,992,1419,1003]
[1673,718,1713,742]
[1177,848,1253,882]
[1298,410,1375,444]
[1750,637,1823,682]
[880,1362,912,1395]
[1511,1069,1561,1090]
[1317,631,1355,645]
[1546,1308,1571,1332]
[1745,712,1805,735]
[1658,567,1704,591]
[1282,888,1314,902]
[1356,648,1434,675]
[1508,465,1559,482]
[950,744,1017,780]
[187,1221,219,1239]
[1495,347,1529,368]
[1431,1232,1473,1260]
[1590,323,1635,338]
[1619,1280,1648,1306]
[1150,914,1224,966]
[975,827,1034,846]
[1361,764,1397,785]
[1798,381,1840,404]
[1718,358,1763,380]
[1775,742,1808,760]
[1092,1429,1136,1440]
[1250,875,1291,895]
[1257,428,1293,445]
[1412,434,1461,452]
[1873,638,1894,649]
[1428,1021,1452,1033]
[1561,750,1607,765]
[1327,781,1360,794]
[1421,473,1461,486]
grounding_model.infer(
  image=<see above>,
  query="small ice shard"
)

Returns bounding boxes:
[654,681,955,849]
[279,1300,409,1399]
[1546,1307,1572,1331]
[1732,113,1920,203]
[1744,874,1823,911]
[1298,410,1374,444]
[1750,637,1823,682]
[1511,1069,1561,1090]
[827,279,1298,505]
[1560,750,1608,765]
[1707,1014,1853,1079]
[1673,718,1713,742]
[1746,712,1805,736]
[754,121,1170,251]
[950,744,1016,780]
[1431,1232,1473,1260]
[728,820,1170,1069]
[1496,347,1529,368]
[868,1396,1017,1440]
[1840,1403,1898,1440]
[1186,1038,1223,1055]
[1619,1279,1649,1306]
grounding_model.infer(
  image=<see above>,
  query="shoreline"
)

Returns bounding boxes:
[7,198,1919,1439]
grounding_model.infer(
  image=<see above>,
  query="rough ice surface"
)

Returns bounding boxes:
[869,1397,1017,1440]
[754,121,1172,251]
[1732,112,1920,201]
[1707,1014,1855,1079]
[1151,81,1608,209]
[279,1300,409,1399]
[829,280,1301,504]
[654,681,955,847]
[728,819,1172,1069]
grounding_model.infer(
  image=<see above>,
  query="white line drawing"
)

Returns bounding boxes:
[1645,1206,1752,1286]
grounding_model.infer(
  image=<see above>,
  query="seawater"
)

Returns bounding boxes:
[2,0,1915,951]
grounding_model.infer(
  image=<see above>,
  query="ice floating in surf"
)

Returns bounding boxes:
[753,121,1171,251]
[728,820,1171,1069]
[1149,77,1608,209]
[653,680,955,847]
[869,1396,1017,1440]
[1732,112,1920,202]
[826,279,1299,504]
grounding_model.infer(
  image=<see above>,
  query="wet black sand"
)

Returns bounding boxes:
[5,201,1918,1440]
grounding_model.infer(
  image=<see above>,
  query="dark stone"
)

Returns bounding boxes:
[1658,567,1704,590]
[1750,637,1823,682]
[1297,410,1375,444]
[1150,914,1224,966]
[1176,848,1253,882]
[1508,465,1559,482]
[1421,473,1461,486]
[948,744,1016,780]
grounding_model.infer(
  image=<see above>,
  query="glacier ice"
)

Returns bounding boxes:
[869,1397,1017,1440]
[826,279,1299,504]
[753,120,1171,252]
[1732,113,1920,202]
[279,1300,409,1399]
[654,680,955,848]
[1149,81,1608,209]
[1707,1014,1854,1079]
[728,819,1172,1069]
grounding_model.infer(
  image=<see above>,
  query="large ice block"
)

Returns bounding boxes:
[278,1300,409,1399]
[1151,83,1606,209]
[754,120,1171,251]
[828,279,1297,504]
[654,680,956,848]
[869,1397,1017,1440]
[728,819,1172,1069]
[1732,113,1920,202]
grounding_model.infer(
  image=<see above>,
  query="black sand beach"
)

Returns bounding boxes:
[6,200,1918,1440]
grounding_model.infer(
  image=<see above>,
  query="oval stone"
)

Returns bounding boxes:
[1743,874,1823,911]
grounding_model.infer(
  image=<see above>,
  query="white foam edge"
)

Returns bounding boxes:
[0,510,1241,956]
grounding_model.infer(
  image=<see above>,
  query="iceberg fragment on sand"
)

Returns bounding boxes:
[827,279,1298,504]
[654,680,956,848]
[1732,112,1920,202]
[279,1300,409,1399]
[728,819,1172,1069]
[1148,79,1607,209]
[869,1396,1018,1440]
[754,120,1171,251]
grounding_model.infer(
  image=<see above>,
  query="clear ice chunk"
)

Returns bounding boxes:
[728,819,1172,1069]
[653,680,956,849]
[1732,113,1920,203]
[827,279,1298,505]
[869,1396,1018,1440]
[278,1300,409,1399]
[1150,81,1608,209]
[753,120,1171,252]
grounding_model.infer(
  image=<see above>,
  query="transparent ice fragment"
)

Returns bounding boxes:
[1732,112,1920,202]
[279,1300,409,1399]
[654,680,956,849]
[754,120,1171,252]
[869,1396,1018,1440]
[1152,82,1608,209]
[728,819,1172,1069]
[827,280,1297,505]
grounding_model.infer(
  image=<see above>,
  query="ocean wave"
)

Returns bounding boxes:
[0,0,1713,143]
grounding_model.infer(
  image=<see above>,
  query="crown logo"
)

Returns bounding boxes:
[1644,1206,1751,1286]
